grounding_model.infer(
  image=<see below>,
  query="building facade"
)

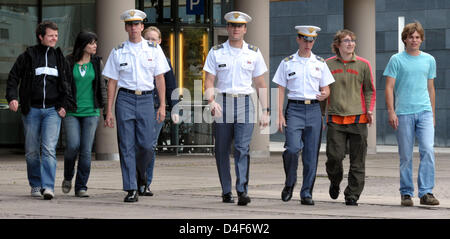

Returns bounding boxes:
[0,0,447,159]
[269,0,450,147]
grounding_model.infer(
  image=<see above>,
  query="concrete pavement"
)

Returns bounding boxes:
[1,146,450,219]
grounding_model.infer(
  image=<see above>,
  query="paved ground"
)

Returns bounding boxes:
[1,146,450,220]
[0,144,450,219]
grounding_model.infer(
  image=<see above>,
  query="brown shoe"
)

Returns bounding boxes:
[401,195,414,206]
[420,193,440,206]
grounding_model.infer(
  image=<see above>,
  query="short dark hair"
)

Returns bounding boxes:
[35,21,58,43]
[72,31,98,62]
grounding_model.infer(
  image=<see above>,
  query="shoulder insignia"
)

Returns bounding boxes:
[284,55,294,62]
[316,55,325,62]
[248,44,258,52]
[115,43,124,50]
[147,41,157,48]
[213,44,224,50]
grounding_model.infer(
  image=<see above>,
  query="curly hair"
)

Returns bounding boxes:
[331,29,356,57]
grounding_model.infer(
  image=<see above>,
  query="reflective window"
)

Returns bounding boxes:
[178,27,209,95]
[0,0,39,144]
[213,0,233,25]
[42,0,96,55]
[144,0,171,24]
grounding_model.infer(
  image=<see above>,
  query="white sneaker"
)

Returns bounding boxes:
[43,189,54,200]
[31,187,42,197]
[62,179,72,194]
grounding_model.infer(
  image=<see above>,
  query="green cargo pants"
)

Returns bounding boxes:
[325,122,368,201]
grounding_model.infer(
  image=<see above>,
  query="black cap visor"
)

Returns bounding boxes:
[298,34,317,42]
[125,20,143,25]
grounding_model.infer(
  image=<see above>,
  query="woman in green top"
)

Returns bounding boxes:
[62,31,106,197]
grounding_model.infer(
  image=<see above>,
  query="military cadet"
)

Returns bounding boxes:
[272,26,335,205]
[102,9,170,202]
[203,11,269,206]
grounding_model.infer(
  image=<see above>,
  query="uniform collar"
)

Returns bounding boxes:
[122,37,150,53]
[293,50,316,62]
[223,40,250,55]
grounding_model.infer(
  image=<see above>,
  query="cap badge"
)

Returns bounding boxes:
[308,27,315,33]
[129,10,135,17]
[233,13,240,19]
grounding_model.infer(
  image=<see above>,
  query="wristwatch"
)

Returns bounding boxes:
[262,108,270,113]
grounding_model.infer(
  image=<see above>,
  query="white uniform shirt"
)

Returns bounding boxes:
[102,37,170,91]
[272,51,335,100]
[203,40,267,95]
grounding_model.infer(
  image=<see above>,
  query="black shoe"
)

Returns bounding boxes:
[142,185,154,196]
[222,192,234,203]
[281,186,294,202]
[300,197,315,205]
[138,185,145,196]
[124,190,139,202]
[345,198,358,206]
[237,192,251,206]
[329,184,340,200]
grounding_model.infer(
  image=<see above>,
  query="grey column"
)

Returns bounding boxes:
[235,0,270,159]
[95,0,135,160]
[344,0,377,154]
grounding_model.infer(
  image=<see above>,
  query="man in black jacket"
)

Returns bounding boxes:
[6,21,75,200]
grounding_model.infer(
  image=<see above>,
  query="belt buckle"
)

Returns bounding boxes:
[231,93,239,98]
[304,100,311,104]
[135,90,142,95]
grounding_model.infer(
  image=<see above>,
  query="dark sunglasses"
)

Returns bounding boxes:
[298,34,316,42]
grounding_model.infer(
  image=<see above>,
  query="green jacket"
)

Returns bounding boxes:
[324,54,376,116]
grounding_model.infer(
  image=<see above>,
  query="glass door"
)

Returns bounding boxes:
[141,0,214,154]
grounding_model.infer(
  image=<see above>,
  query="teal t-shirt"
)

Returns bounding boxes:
[68,62,100,117]
[383,51,436,115]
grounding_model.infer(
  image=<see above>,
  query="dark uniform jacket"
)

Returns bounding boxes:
[153,58,179,110]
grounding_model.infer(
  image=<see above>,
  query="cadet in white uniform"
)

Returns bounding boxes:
[203,11,269,206]
[272,26,335,205]
[103,9,170,203]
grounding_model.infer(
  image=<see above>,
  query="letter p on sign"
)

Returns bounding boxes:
[186,0,204,15]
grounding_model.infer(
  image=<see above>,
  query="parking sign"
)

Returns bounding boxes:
[186,0,204,15]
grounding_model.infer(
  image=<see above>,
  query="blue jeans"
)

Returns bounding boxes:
[146,108,164,186]
[63,115,99,192]
[396,110,435,198]
[115,90,155,191]
[22,107,62,191]
[283,102,322,199]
